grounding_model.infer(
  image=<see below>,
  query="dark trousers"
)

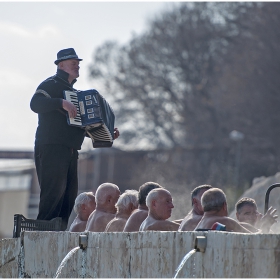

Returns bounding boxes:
[35,144,79,230]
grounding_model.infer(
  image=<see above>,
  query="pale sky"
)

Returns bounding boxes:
[0,1,172,151]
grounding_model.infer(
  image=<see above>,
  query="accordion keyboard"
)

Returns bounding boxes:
[65,92,82,126]
[63,89,115,148]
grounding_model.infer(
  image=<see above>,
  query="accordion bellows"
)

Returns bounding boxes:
[63,89,115,148]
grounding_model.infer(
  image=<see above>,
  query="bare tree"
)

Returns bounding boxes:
[88,2,280,199]
[89,2,242,150]
[212,2,280,182]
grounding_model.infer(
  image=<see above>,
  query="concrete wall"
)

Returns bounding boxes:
[1,231,280,278]
[0,237,21,278]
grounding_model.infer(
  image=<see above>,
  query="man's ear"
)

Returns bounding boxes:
[152,199,156,208]
[58,61,63,70]
[222,202,228,213]
[192,197,198,206]
[107,195,112,203]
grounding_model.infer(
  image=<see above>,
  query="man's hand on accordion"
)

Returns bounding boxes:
[62,99,77,118]
[114,128,120,140]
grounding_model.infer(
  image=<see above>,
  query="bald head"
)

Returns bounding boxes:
[146,188,165,208]
[201,188,227,212]
[146,188,174,220]
[74,192,96,214]
[95,183,120,207]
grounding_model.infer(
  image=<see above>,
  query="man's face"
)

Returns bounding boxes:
[154,191,174,220]
[59,59,80,81]
[236,205,258,226]
[193,189,208,214]
[109,189,121,213]
[87,196,96,214]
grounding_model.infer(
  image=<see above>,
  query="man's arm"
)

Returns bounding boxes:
[223,217,253,233]
[30,80,77,118]
[30,91,63,113]
[31,90,77,118]
[239,222,259,233]
[123,211,147,232]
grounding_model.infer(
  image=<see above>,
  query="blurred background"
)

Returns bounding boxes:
[1,2,280,237]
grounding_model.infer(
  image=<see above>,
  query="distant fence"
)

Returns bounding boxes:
[0,151,34,159]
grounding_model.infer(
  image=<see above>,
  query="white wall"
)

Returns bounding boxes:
[0,190,29,238]
[0,160,33,238]
[1,231,279,278]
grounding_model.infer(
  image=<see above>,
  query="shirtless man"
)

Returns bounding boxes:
[178,184,212,231]
[139,188,180,231]
[123,182,163,232]
[235,197,278,233]
[85,183,120,232]
[194,188,253,233]
[69,192,96,232]
[105,190,139,232]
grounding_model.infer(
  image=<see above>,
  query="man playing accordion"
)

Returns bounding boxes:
[30,48,119,230]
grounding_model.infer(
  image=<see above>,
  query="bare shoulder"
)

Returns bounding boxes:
[221,216,241,227]
[179,216,202,231]
[217,217,251,233]
[123,210,148,232]
[95,212,115,225]
[69,221,86,232]
[86,210,115,232]
[106,218,126,232]
[195,215,234,231]
[148,220,180,231]
[132,209,149,219]
[105,218,116,232]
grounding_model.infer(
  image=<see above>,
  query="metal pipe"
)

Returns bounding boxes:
[264,183,280,213]
[79,234,88,250]
[194,236,207,253]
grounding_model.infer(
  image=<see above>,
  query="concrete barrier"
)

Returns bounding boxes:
[0,237,21,278]
[1,231,280,278]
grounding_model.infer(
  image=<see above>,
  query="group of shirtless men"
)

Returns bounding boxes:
[68,182,278,234]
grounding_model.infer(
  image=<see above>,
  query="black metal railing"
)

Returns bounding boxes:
[264,183,280,213]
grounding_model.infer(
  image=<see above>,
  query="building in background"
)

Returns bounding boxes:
[0,159,34,238]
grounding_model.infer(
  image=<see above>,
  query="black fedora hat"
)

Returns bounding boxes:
[54,48,83,65]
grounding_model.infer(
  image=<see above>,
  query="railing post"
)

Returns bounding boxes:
[264,183,280,213]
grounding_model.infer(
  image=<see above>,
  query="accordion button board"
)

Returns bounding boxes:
[64,90,102,127]
[63,89,115,148]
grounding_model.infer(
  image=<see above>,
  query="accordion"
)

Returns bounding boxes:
[63,89,115,148]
